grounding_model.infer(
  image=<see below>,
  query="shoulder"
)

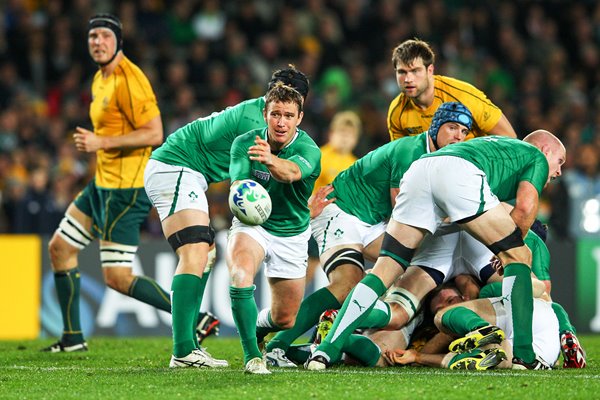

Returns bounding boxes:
[435,75,479,91]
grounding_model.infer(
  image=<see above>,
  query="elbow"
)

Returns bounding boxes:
[150,130,164,147]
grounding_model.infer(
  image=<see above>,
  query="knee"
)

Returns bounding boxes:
[229,265,254,288]
[48,235,76,269]
[386,303,409,330]
[270,311,295,329]
[104,270,133,294]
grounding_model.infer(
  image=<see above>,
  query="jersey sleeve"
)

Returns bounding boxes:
[520,153,550,196]
[459,85,502,135]
[387,95,404,141]
[229,135,252,182]
[116,66,160,129]
[287,140,321,179]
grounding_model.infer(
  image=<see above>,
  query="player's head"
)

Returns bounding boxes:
[88,13,123,66]
[328,111,362,154]
[392,39,435,70]
[428,102,473,149]
[263,82,304,148]
[268,65,309,100]
[392,39,435,99]
[523,129,566,185]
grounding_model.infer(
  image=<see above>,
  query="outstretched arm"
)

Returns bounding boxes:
[249,136,301,183]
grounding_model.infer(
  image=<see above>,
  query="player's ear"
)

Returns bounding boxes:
[263,107,267,122]
[296,111,304,126]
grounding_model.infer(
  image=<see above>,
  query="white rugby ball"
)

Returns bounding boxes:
[229,179,272,225]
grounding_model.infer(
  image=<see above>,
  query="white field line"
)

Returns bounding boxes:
[1,365,599,379]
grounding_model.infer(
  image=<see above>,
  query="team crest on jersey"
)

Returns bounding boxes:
[188,191,198,201]
[253,170,271,182]
[334,228,344,238]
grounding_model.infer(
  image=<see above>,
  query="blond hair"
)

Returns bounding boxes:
[330,111,362,136]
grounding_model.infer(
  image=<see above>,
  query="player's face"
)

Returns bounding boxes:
[429,288,464,315]
[88,27,117,64]
[545,143,566,185]
[264,101,304,149]
[395,58,433,99]
[436,122,469,149]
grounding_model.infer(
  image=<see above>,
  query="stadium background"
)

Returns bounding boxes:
[0,0,599,339]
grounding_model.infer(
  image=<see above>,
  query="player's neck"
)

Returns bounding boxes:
[100,52,124,78]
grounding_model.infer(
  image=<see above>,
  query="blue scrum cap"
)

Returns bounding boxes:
[428,102,473,147]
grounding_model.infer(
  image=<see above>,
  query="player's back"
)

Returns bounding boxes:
[151,97,266,185]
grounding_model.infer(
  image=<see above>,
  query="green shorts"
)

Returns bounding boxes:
[74,180,152,246]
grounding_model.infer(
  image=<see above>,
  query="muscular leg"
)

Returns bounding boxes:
[227,232,265,365]
[461,204,535,363]
[162,209,211,357]
[311,220,426,365]
[47,203,92,346]
[266,244,363,353]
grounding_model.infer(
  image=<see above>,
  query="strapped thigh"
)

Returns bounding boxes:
[56,214,93,249]
[322,248,365,278]
[167,225,215,252]
[487,227,524,255]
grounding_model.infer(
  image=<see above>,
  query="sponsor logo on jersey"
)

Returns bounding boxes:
[253,170,271,182]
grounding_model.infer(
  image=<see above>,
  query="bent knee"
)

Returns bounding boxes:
[103,269,134,294]
[271,313,296,329]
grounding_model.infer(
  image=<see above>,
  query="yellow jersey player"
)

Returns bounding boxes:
[43,13,169,352]
[387,38,516,141]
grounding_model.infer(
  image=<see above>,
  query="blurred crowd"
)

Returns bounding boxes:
[0,0,599,239]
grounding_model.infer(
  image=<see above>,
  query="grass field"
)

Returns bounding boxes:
[1,335,599,400]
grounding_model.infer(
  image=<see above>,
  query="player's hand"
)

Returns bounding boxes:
[308,185,335,218]
[383,349,417,365]
[74,127,103,152]
[490,256,504,276]
[248,136,273,166]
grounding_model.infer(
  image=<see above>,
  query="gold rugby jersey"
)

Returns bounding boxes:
[89,56,160,188]
[387,75,501,141]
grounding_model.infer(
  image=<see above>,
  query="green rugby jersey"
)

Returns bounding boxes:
[230,128,321,237]
[331,133,430,225]
[150,97,266,184]
[421,136,549,200]
[526,230,550,281]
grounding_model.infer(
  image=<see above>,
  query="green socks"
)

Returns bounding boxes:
[129,276,171,312]
[552,302,576,334]
[230,286,262,364]
[317,273,387,360]
[54,268,84,344]
[441,306,488,335]
[266,287,341,352]
[503,262,535,363]
[342,334,381,367]
[171,274,202,357]
[359,299,391,329]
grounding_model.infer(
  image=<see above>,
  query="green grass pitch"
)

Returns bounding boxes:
[1,335,599,399]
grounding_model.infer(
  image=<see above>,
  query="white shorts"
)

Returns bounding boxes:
[229,218,311,279]
[392,156,500,233]
[310,203,386,255]
[411,230,493,283]
[144,159,209,221]
[491,297,560,366]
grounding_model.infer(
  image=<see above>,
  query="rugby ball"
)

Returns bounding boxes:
[229,179,272,225]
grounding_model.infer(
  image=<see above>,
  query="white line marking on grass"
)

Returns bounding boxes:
[2,365,599,379]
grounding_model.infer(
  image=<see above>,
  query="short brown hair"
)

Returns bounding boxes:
[265,81,304,112]
[391,38,435,69]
